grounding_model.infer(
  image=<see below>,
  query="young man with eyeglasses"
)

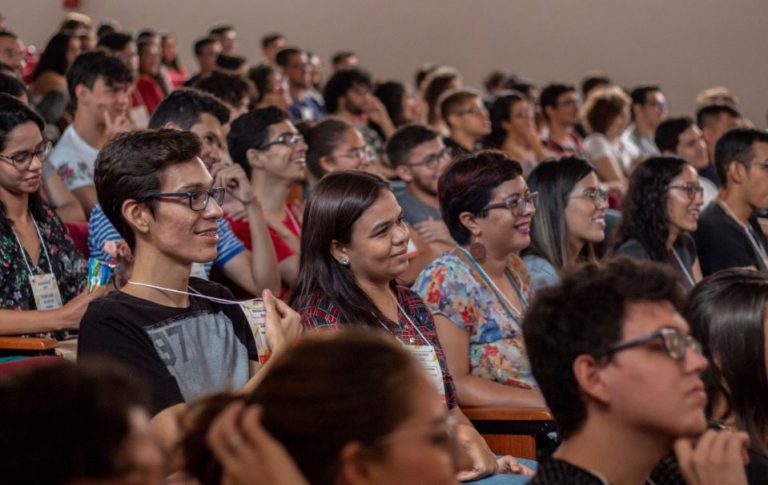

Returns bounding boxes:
[523,258,750,484]
[226,107,307,295]
[79,128,301,454]
[88,88,281,296]
[695,127,768,276]
[277,47,325,122]
[440,88,491,155]
[539,83,585,158]
[0,30,25,79]
[622,85,667,159]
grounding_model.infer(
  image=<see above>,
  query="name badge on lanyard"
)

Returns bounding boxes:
[239,298,270,364]
[29,273,63,310]
[14,216,63,311]
[405,344,447,403]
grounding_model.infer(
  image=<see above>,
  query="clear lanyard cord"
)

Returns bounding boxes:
[671,248,696,287]
[12,215,54,277]
[125,281,258,306]
[377,292,431,346]
[718,200,768,267]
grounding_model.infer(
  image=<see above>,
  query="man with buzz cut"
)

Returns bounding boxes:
[523,258,750,484]
[79,128,300,453]
[88,88,280,296]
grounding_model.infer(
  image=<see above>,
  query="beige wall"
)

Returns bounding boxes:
[4,0,768,126]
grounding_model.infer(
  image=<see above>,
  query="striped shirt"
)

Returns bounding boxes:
[88,204,245,276]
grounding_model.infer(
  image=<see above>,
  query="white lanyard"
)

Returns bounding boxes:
[455,245,526,316]
[12,215,54,277]
[671,248,696,288]
[126,281,244,305]
[718,200,768,269]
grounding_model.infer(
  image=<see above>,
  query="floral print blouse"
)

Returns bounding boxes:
[412,251,537,389]
[0,206,87,317]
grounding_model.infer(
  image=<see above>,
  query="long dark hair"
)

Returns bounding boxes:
[611,156,688,261]
[486,90,526,149]
[525,157,597,269]
[684,269,768,455]
[32,32,75,81]
[182,330,421,485]
[0,94,47,232]
[290,171,395,327]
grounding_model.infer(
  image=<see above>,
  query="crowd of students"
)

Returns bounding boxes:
[1,10,767,484]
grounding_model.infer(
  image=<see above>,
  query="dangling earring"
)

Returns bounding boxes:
[339,256,350,266]
[469,241,486,262]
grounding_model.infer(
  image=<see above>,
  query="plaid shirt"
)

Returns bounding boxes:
[299,285,459,409]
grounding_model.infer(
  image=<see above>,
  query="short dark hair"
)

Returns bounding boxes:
[0,72,27,99]
[304,116,354,180]
[655,116,695,153]
[523,258,685,440]
[487,90,527,149]
[261,33,285,50]
[208,24,235,37]
[714,127,768,188]
[331,50,356,67]
[215,54,246,71]
[227,106,287,177]
[439,88,480,126]
[0,30,19,40]
[580,75,611,98]
[322,67,372,114]
[439,150,523,245]
[630,85,660,107]
[275,46,302,68]
[193,36,217,57]
[66,50,133,103]
[94,129,202,249]
[386,123,440,168]
[0,360,149,484]
[373,81,407,127]
[696,103,741,130]
[247,63,275,103]
[97,32,133,52]
[193,70,251,109]
[148,88,229,130]
[540,83,576,120]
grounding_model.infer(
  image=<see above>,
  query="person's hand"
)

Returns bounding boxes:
[674,430,750,485]
[206,401,309,485]
[413,218,453,245]
[212,163,255,206]
[262,289,302,355]
[455,424,498,481]
[57,285,107,329]
[107,240,134,288]
[496,455,535,476]
[103,109,134,140]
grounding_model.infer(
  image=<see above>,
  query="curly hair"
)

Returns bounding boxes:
[581,85,630,135]
[611,156,687,261]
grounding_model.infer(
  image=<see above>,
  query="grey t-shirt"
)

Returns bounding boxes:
[395,188,442,225]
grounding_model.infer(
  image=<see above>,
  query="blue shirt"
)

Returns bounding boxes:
[88,204,245,276]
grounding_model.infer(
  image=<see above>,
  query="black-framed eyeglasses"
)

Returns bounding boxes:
[0,140,53,170]
[336,145,376,162]
[144,187,225,211]
[668,183,704,201]
[570,187,609,206]
[410,147,455,169]
[482,191,538,217]
[599,327,703,362]
[259,132,305,151]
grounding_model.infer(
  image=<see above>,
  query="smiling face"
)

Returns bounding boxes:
[323,128,372,173]
[256,120,308,182]
[142,158,222,265]
[599,300,708,439]
[564,172,607,251]
[674,126,708,170]
[0,121,44,196]
[666,164,703,237]
[77,76,131,125]
[335,190,411,287]
[472,176,533,256]
[188,113,226,172]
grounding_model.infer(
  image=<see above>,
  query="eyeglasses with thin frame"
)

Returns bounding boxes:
[455,106,488,117]
[668,183,704,201]
[336,145,376,163]
[599,327,703,362]
[410,147,455,170]
[259,132,305,151]
[570,187,609,206]
[0,140,53,170]
[482,191,538,217]
[144,187,226,211]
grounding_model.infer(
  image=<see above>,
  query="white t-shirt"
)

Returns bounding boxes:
[48,125,99,191]
[583,133,634,175]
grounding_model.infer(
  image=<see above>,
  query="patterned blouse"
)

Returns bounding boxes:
[298,284,459,410]
[0,206,87,317]
[412,251,536,389]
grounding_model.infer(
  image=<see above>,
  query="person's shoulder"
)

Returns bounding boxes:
[615,238,649,259]
[529,457,605,485]
[298,291,342,330]
[419,252,465,279]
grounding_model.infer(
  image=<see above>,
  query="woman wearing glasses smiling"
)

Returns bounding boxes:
[522,157,607,291]
[612,156,704,290]
[0,94,96,337]
[302,116,374,187]
[413,151,546,408]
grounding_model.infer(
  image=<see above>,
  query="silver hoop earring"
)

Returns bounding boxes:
[339,256,350,266]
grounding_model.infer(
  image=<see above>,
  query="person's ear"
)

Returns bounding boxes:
[319,155,336,174]
[74,84,90,104]
[330,239,349,265]
[246,147,266,170]
[728,160,748,185]
[335,441,378,485]
[121,199,153,239]
[458,211,481,238]
[395,164,414,183]
[573,354,611,405]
